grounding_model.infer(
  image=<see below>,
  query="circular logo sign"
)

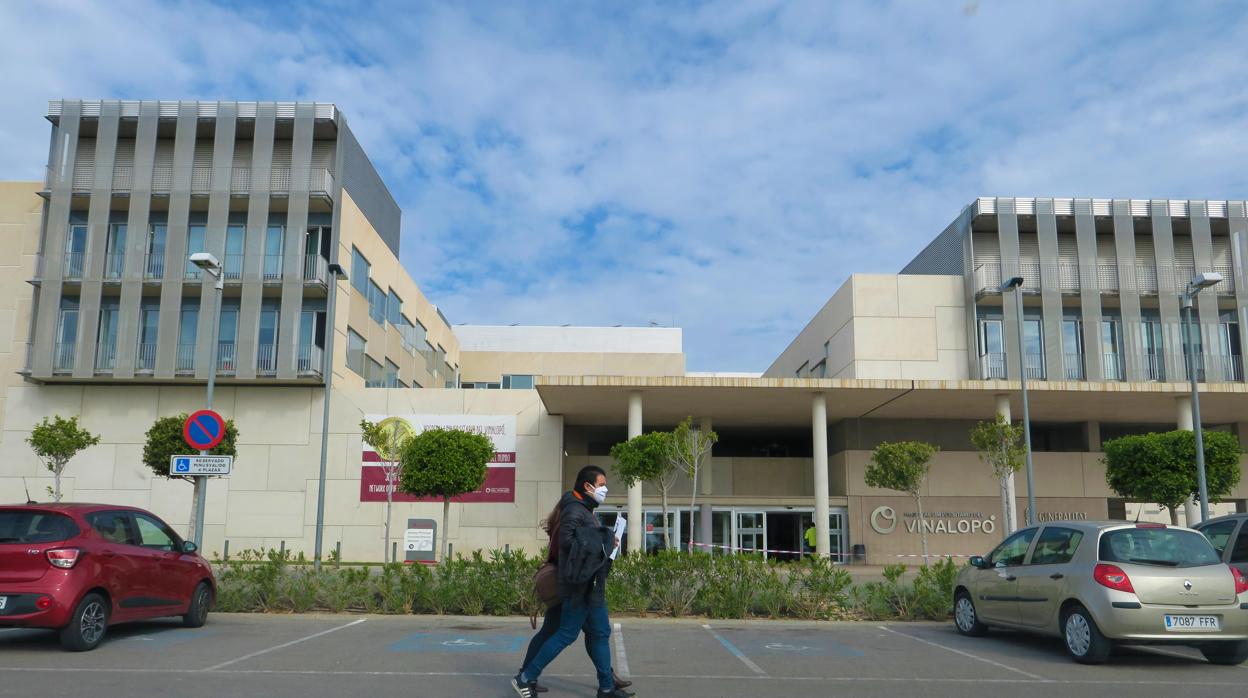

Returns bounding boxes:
[870,505,897,534]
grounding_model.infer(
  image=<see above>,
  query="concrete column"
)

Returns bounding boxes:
[995,394,1018,534]
[812,393,831,558]
[626,391,643,555]
[698,415,713,552]
[1177,396,1197,525]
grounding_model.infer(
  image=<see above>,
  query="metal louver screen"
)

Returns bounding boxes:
[72,138,95,189]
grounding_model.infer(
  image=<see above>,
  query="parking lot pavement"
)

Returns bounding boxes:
[1,615,1246,697]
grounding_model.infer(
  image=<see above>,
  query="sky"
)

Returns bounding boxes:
[2,1,1247,371]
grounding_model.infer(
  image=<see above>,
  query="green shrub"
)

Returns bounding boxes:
[754,561,793,618]
[792,556,853,619]
[605,554,653,614]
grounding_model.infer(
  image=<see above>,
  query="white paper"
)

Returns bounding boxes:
[610,516,627,560]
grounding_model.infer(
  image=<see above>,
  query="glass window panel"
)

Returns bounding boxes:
[351,247,369,293]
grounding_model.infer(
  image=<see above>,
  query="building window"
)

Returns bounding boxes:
[811,359,827,379]
[978,318,1005,379]
[385,359,400,388]
[64,224,87,278]
[368,280,386,325]
[1062,317,1084,380]
[258,306,279,373]
[795,361,808,379]
[347,328,365,375]
[55,296,79,372]
[1217,313,1243,382]
[502,374,535,389]
[1023,318,1045,380]
[387,289,402,327]
[185,225,206,278]
[145,224,167,278]
[1101,318,1123,381]
[364,357,385,387]
[136,303,159,371]
[104,223,127,279]
[351,246,370,294]
[263,225,284,280]
[224,225,245,279]
[1141,316,1165,381]
[96,303,119,371]
[218,304,240,373]
[178,300,198,372]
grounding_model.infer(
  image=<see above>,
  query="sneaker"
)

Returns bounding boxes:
[535,683,549,694]
[597,688,636,698]
[511,673,539,698]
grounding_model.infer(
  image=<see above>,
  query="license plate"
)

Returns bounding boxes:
[1164,615,1220,631]
[0,596,6,610]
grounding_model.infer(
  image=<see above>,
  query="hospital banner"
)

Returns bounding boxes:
[359,414,517,503]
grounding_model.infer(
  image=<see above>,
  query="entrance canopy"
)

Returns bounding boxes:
[536,376,1248,427]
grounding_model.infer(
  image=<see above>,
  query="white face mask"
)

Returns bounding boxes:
[590,485,608,504]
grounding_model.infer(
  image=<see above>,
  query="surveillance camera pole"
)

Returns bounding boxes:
[1181,286,1210,524]
[193,263,224,548]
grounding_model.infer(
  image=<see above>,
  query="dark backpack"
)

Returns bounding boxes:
[560,524,610,585]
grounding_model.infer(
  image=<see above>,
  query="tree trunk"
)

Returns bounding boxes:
[688,460,699,553]
[661,486,670,551]
[53,465,62,503]
[384,463,393,563]
[915,494,929,565]
[1168,505,1180,526]
[441,496,451,563]
[1004,472,1018,534]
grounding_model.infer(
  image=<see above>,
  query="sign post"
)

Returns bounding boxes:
[184,410,227,547]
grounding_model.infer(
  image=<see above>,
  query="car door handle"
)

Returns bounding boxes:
[1049,573,1065,580]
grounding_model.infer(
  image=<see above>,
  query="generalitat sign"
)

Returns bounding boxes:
[360,414,518,504]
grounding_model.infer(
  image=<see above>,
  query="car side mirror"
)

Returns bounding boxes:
[181,541,198,555]
[968,555,987,569]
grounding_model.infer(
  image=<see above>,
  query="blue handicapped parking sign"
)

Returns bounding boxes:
[174,457,192,473]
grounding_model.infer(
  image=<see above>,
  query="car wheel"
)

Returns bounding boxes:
[59,592,109,652]
[182,582,212,628]
[953,591,988,637]
[1062,605,1111,664]
[1200,640,1248,665]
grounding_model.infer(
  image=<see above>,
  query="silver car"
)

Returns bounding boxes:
[953,521,1248,664]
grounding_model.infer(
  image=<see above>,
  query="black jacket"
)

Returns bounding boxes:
[555,490,612,606]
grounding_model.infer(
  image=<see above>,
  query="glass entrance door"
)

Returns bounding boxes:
[735,511,766,557]
[829,508,848,562]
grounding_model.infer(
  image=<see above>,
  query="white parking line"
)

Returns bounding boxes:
[202,618,368,671]
[876,625,1048,681]
[702,624,767,676]
[612,622,631,678]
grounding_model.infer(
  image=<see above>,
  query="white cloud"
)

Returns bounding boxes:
[1,1,1247,369]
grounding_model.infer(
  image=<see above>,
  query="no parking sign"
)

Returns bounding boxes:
[184,410,227,450]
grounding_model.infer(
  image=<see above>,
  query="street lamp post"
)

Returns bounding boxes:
[1000,276,1037,526]
[314,263,348,572]
[1181,271,1224,525]
[190,252,224,548]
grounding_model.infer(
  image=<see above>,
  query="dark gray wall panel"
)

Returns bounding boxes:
[30,102,81,378]
[1112,199,1142,381]
[277,103,315,379]
[339,121,400,256]
[197,104,237,380]
[237,104,276,379]
[901,212,967,275]
[1074,199,1104,381]
[73,101,120,378]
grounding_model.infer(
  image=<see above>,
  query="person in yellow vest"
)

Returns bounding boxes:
[804,523,818,554]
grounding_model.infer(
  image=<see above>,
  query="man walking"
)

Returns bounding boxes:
[512,465,635,698]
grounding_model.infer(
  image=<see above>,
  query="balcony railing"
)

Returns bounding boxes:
[63,252,85,280]
[95,342,117,371]
[185,263,202,280]
[176,343,196,373]
[302,254,327,283]
[297,344,324,375]
[1141,353,1167,382]
[974,261,1238,296]
[97,165,335,197]
[144,254,164,279]
[104,252,125,279]
[263,255,283,280]
[1063,353,1085,380]
[53,342,76,372]
[980,352,1006,380]
[1102,353,1124,381]
[135,342,157,371]
[1187,354,1245,383]
[257,343,277,374]
[216,342,237,374]
[1023,353,1045,380]
[224,254,244,280]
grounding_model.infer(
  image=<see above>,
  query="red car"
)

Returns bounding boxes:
[0,503,216,651]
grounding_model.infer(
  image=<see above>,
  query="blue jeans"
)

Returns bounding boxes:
[521,597,612,692]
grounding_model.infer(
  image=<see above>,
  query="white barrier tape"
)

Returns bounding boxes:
[893,554,976,558]
[689,541,853,559]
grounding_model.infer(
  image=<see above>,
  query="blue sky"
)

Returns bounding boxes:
[2,1,1248,370]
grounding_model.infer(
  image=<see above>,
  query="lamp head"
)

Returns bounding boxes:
[999,276,1024,292]
[327,262,348,280]
[1189,271,1223,290]
[189,252,221,272]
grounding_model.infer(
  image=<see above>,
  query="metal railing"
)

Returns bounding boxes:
[302,254,327,283]
[216,342,237,374]
[974,260,1238,296]
[53,342,76,371]
[1141,353,1167,382]
[63,252,85,279]
[224,254,244,280]
[1102,353,1124,381]
[104,252,125,279]
[176,344,196,373]
[135,343,157,371]
[1188,354,1245,383]
[297,344,324,374]
[100,166,334,197]
[190,166,212,190]
[257,343,278,374]
[144,254,164,279]
[185,263,202,280]
[980,352,1006,379]
[263,255,283,280]
[1063,353,1085,380]
[95,342,117,371]
[1023,353,1045,380]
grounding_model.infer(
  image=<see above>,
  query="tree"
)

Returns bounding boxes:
[667,417,718,552]
[970,417,1026,537]
[866,441,939,562]
[610,431,675,552]
[143,413,239,536]
[27,415,101,502]
[1104,430,1242,525]
[361,417,415,563]
[398,427,494,563]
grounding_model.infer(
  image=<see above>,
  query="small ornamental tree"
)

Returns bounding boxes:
[398,427,494,563]
[1104,430,1242,525]
[970,416,1026,537]
[610,431,675,552]
[667,417,718,552]
[361,417,415,563]
[866,441,939,563]
[143,414,239,536]
[27,415,101,502]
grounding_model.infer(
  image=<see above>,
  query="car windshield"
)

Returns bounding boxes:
[0,510,79,544]
[1098,527,1221,568]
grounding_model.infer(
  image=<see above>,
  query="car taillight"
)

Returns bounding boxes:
[35,596,52,610]
[1231,566,1248,595]
[1094,563,1135,593]
[46,548,81,569]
